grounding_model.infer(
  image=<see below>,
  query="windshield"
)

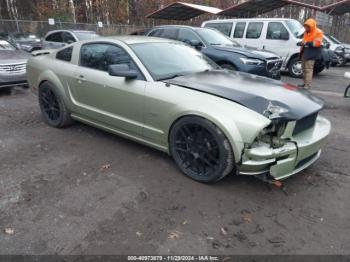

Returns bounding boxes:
[131,42,219,81]
[13,33,38,40]
[286,20,304,38]
[326,34,342,44]
[0,40,16,50]
[74,32,100,40]
[196,28,241,47]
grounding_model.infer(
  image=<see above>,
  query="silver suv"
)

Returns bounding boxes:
[42,30,100,49]
[0,39,28,92]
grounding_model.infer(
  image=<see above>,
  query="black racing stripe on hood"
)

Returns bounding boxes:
[164,70,323,121]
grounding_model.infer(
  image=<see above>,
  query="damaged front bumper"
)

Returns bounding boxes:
[238,116,331,180]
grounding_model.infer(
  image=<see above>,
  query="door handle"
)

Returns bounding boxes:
[75,75,86,83]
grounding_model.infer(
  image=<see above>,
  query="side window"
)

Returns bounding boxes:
[160,28,178,40]
[56,46,73,62]
[266,22,289,40]
[62,32,76,43]
[204,23,233,37]
[148,29,164,37]
[178,29,201,44]
[46,32,63,42]
[80,43,143,79]
[233,22,246,38]
[246,22,264,39]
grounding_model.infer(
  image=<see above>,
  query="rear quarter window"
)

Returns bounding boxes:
[204,23,233,37]
[56,46,73,62]
[46,32,63,42]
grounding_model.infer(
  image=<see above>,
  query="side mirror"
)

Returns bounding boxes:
[189,40,203,50]
[108,64,138,79]
[67,40,75,44]
[325,42,331,49]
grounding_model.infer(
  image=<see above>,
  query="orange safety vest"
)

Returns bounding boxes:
[303,18,323,47]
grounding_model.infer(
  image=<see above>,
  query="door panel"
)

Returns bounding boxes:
[263,22,291,60]
[71,43,146,137]
[243,22,264,49]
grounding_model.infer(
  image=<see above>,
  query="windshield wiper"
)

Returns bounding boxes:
[157,74,184,81]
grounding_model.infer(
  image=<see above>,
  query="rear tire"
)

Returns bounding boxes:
[313,64,325,75]
[39,82,74,128]
[169,116,235,183]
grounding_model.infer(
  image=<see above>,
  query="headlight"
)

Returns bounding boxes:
[263,102,289,120]
[335,46,345,54]
[20,44,32,51]
[240,57,265,66]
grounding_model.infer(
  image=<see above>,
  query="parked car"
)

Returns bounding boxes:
[8,32,42,52]
[324,33,349,66]
[344,72,350,98]
[0,32,9,39]
[42,30,100,49]
[202,18,330,78]
[0,38,28,92]
[27,36,331,183]
[147,26,283,79]
[129,28,152,36]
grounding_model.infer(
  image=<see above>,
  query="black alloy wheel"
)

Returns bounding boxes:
[39,82,73,128]
[170,116,234,183]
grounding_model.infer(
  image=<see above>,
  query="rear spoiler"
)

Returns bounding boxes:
[31,49,55,57]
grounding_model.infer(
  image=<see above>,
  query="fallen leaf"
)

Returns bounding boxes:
[100,164,111,171]
[168,231,181,240]
[4,228,14,235]
[136,231,142,237]
[243,213,252,223]
[220,226,228,236]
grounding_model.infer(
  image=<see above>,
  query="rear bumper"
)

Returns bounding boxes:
[239,116,331,180]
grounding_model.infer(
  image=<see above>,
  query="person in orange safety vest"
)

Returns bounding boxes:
[297,18,324,89]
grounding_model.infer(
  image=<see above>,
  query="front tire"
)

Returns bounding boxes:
[288,57,303,78]
[39,82,74,128]
[169,116,235,183]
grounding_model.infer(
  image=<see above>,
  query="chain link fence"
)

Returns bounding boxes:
[0,19,147,37]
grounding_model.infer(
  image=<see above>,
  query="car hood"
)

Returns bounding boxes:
[0,50,29,64]
[342,43,350,49]
[16,39,42,45]
[212,45,280,60]
[164,70,323,121]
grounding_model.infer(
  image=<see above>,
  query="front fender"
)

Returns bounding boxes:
[165,96,271,162]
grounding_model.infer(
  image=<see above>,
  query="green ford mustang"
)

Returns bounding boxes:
[27,36,331,183]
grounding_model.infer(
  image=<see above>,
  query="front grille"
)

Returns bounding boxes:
[293,112,318,136]
[0,63,26,73]
[266,59,283,72]
[295,152,318,169]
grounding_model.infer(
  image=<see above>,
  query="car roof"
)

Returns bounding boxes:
[204,18,297,23]
[152,25,196,30]
[46,29,97,35]
[80,35,177,45]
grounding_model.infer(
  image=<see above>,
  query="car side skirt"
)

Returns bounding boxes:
[71,113,169,153]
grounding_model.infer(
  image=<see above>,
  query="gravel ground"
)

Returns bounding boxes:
[0,66,349,255]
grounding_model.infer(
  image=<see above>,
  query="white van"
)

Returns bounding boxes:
[202,18,326,78]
